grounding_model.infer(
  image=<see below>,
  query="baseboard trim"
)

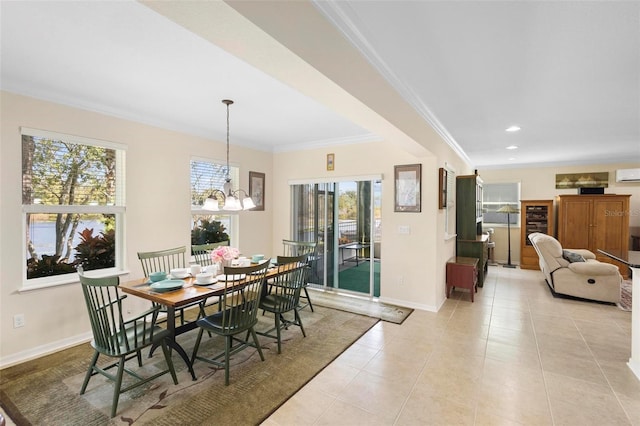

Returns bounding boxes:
[0,332,92,369]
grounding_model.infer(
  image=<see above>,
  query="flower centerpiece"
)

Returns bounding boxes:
[210,246,240,268]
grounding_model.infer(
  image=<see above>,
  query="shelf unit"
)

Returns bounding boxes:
[456,174,488,286]
[520,200,554,270]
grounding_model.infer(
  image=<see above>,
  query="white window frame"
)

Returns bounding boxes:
[190,156,239,247]
[21,128,127,291]
[444,163,456,239]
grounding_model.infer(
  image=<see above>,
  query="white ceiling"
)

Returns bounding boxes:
[2,1,639,169]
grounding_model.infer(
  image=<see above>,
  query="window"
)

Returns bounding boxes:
[22,128,126,288]
[190,158,237,246]
[444,164,456,238]
[482,182,520,225]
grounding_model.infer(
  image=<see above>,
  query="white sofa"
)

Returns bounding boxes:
[528,232,622,303]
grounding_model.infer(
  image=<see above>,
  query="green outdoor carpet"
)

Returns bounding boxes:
[337,261,381,296]
[0,305,378,425]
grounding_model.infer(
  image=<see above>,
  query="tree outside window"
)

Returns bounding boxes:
[22,129,125,285]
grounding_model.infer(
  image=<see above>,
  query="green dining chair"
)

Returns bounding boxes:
[137,246,197,327]
[190,260,270,385]
[191,240,230,267]
[282,239,317,312]
[78,270,178,418]
[257,254,308,354]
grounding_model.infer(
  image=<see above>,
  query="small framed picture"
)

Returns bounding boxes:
[438,167,447,209]
[394,164,422,212]
[326,153,335,171]
[249,171,265,211]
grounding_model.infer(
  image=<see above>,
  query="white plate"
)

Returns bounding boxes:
[169,273,190,279]
[150,279,184,292]
[194,277,217,286]
[215,273,246,281]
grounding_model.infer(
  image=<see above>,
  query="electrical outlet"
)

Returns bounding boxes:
[13,314,25,328]
[397,275,404,286]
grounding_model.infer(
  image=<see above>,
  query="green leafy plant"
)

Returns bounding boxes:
[74,228,116,271]
[26,254,77,279]
[191,219,229,245]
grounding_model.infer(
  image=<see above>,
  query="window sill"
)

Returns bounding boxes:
[19,269,131,292]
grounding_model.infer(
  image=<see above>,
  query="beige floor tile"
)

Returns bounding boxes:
[617,393,640,425]
[487,323,538,351]
[336,370,415,423]
[481,357,546,393]
[548,397,631,426]
[535,332,593,360]
[264,267,636,426]
[396,388,476,426]
[363,346,429,380]
[335,341,380,369]
[485,340,542,370]
[476,380,552,425]
[475,408,530,425]
[265,386,335,426]
[303,360,361,397]
[314,398,391,426]
[539,351,608,385]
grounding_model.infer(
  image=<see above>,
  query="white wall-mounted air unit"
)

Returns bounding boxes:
[615,168,640,182]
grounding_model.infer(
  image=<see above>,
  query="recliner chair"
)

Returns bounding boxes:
[528,232,622,303]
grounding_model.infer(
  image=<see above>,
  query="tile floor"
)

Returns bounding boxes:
[263,265,640,425]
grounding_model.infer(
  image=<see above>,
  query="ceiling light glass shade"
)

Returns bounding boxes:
[223,196,241,211]
[242,196,256,210]
[203,196,220,211]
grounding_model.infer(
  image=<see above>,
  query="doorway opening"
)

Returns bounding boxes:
[290,178,381,297]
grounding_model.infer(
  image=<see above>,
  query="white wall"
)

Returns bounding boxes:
[479,164,640,264]
[0,91,272,366]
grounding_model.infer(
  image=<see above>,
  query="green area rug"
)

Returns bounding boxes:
[0,306,378,425]
[337,261,381,296]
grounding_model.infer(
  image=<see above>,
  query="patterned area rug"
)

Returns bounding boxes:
[0,305,378,425]
[619,279,632,311]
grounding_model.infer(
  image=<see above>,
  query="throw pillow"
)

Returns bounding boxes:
[563,250,585,263]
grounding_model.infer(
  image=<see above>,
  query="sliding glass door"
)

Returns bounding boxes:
[291,178,381,297]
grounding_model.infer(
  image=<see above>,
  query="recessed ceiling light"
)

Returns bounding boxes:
[505,125,521,132]
[506,145,518,150]
[509,157,516,161]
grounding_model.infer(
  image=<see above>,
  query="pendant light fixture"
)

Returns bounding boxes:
[203,99,256,211]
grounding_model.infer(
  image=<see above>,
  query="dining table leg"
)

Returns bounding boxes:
[159,307,197,381]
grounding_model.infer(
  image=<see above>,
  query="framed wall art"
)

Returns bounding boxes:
[438,167,447,209]
[249,171,265,211]
[394,163,422,212]
[326,153,335,171]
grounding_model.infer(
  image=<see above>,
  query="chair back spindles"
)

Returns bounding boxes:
[191,240,230,267]
[137,246,186,277]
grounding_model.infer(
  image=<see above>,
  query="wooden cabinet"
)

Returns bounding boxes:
[556,194,630,277]
[457,235,489,287]
[446,257,478,302]
[456,174,488,286]
[456,175,483,240]
[520,200,554,270]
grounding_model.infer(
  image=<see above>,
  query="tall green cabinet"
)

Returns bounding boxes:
[456,174,489,287]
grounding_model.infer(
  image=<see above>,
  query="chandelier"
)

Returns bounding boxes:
[203,99,255,211]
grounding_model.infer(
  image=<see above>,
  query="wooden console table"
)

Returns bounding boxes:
[446,256,479,302]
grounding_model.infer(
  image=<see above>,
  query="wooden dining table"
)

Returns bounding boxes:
[119,262,284,380]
